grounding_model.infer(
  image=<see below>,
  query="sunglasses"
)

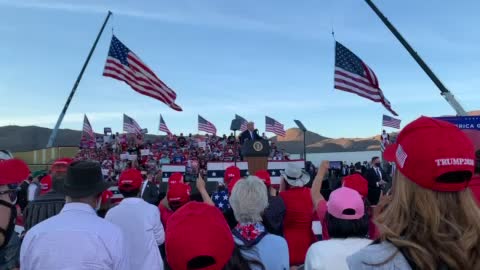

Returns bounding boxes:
[0,184,18,204]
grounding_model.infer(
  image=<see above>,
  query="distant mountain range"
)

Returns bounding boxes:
[0,125,382,153]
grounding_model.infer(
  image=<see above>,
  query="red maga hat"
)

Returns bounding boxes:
[118,168,143,192]
[168,172,184,186]
[255,170,271,188]
[342,174,368,198]
[0,159,30,185]
[224,166,241,184]
[166,202,234,270]
[167,183,191,206]
[384,116,474,192]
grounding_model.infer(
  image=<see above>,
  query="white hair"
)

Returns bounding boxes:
[229,176,268,223]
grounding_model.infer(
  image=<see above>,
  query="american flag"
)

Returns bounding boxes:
[334,41,398,116]
[159,114,171,135]
[123,114,142,135]
[103,35,182,111]
[198,115,217,134]
[382,115,401,129]
[235,114,248,132]
[82,115,95,141]
[265,116,286,137]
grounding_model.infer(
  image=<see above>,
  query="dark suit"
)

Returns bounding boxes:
[239,129,261,145]
[141,181,160,205]
[364,167,388,205]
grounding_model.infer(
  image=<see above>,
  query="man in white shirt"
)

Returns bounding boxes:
[20,161,128,270]
[106,168,165,270]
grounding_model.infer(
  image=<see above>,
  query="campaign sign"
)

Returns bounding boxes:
[435,116,480,151]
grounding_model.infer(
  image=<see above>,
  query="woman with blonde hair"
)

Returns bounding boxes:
[348,116,480,270]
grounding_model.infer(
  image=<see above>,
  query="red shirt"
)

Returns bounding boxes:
[279,187,316,265]
[159,204,174,229]
[469,175,480,205]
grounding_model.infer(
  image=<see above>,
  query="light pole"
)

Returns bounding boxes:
[294,120,307,168]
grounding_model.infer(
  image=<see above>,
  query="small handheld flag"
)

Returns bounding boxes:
[159,115,172,135]
[235,114,248,132]
[382,115,401,129]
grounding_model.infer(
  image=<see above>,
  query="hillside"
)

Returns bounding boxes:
[0,125,382,153]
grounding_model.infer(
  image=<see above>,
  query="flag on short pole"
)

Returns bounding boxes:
[158,114,171,135]
[235,114,248,132]
[103,35,182,111]
[382,115,401,129]
[123,114,142,135]
[82,115,95,141]
[334,41,398,116]
[198,115,217,134]
[265,116,286,137]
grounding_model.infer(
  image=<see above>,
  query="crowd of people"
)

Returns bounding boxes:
[76,130,290,181]
[1,116,480,269]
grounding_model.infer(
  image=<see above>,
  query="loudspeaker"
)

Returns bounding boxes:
[230,119,241,131]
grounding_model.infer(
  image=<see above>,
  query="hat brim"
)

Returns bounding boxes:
[65,181,112,198]
[282,172,310,187]
[383,143,398,162]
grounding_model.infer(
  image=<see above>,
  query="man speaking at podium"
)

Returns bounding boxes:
[239,122,261,145]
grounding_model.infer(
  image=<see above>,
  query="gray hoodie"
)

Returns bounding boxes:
[346,241,412,270]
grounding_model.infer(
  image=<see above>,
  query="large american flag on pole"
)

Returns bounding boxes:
[235,114,248,132]
[159,114,171,135]
[334,42,398,116]
[382,115,401,129]
[198,115,217,134]
[265,116,286,137]
[82,115,95,141]
[103,35,182,111]
[123,114,142,135]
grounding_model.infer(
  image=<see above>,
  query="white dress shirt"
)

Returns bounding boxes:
[27,183,38,201]
[105,197,165,270]
[20,202,129,270]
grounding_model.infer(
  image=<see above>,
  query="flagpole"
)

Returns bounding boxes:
[46,11,113,148]
[364,0,467,116]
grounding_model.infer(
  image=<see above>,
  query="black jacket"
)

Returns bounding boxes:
[364,167,388,205]
[24,190,65,232]
[141,181,160,205]
[239,129,261,145]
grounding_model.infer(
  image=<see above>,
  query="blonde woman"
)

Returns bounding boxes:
[347,116,480,270]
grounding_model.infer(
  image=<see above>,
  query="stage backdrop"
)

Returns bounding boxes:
[435,116,480,151]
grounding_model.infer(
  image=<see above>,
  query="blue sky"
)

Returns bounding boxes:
[1,0,479,139]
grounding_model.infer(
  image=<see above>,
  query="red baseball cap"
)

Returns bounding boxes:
[255,170,271,188]
[384,116,474,192]
[51,158,74,173]
[101,190,114,203]
[342,174,368,198]
[167,183,191,207]
[0,159,30,185]
[118,169,143,192]
[40,175,52,194]
[166,202,234,270]
[224,166,240,184]
[168,172,184,186]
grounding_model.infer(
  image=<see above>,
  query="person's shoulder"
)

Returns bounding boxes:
[347,241,410,270]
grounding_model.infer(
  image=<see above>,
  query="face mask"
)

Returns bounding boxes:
[0,200,16,250]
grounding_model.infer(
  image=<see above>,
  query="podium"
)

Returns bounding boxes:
[241,140,270,175]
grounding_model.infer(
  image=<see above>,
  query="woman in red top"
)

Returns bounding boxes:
[279,163,316,266]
